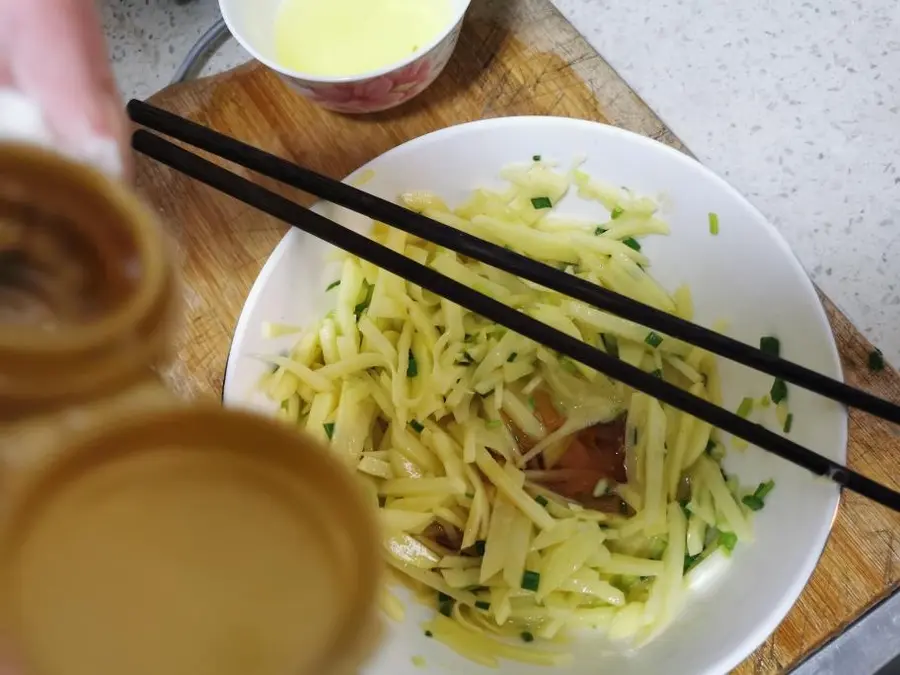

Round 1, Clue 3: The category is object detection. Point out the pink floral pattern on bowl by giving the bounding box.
[283,21,463,114]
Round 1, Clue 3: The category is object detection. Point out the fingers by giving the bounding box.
[0,0,130,177]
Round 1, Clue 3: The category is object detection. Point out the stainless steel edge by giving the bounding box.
[790,587,900,675]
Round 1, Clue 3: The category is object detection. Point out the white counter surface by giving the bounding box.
[102,0,900,362]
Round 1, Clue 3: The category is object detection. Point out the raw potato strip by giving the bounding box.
[335,257,364,337]
[481,496,517,583]
[385,558,477,606]
[533,518,578,551]
[379,477,466,497]
[698,456,752,540]
[305,391,336,443]
[537,525,599,601]
[681,415,713,471]
[475,447,555,530]
[560,569,625,606]
[642,398,667,531]
[639,502,688,645]
[391,424,442,474]
[380,509,432,534]
[384,533,441,568]
[266,356,333,393]
[665,408,695,501]
[501,511,533,589]
[424,425,466,484]
[597,554,665,577]
[331,381,375,459]
[358,317,397,363]
[424,615,572,667]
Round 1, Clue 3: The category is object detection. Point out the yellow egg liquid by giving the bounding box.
[274,0,454,77]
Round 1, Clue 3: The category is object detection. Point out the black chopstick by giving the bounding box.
[126,99,900,427]
[131,128,900,514]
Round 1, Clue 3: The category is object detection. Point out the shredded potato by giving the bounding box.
[260,160,772,666]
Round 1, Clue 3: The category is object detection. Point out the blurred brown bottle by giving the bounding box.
[0,143,382,675]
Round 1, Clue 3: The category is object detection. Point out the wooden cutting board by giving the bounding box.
[133,0,900,671]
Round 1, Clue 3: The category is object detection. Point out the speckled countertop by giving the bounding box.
[102,0,900,362]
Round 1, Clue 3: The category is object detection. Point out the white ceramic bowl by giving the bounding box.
[219,0,471,114]
[223,118,846,675]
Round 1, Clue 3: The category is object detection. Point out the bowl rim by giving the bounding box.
[223,116,847,675]
[218,0,472,85]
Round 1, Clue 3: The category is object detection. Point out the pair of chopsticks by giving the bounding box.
[127,98,900,513]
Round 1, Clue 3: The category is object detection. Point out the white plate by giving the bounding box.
[223,117,846,675]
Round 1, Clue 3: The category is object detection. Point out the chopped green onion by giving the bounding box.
[755,480,776,499]
[651,368,663,379]
[684,553,701,573]
[507,352,518,363]
[611,206,625,219]
[407,354,418,377]
[474,540,486,556]
[521,570,541,592]
[645,331,663,348]
[783,413,794,434]
[475,600,491,610]
[718,531,738,553]
[438,597,454,617]
[708,212,719,235]
[409,420,425,433]
[530,196,552,210]
[601,333,619,358]
[594,226,607,235]
[326,280,341,291]
[527,396,536,410]
[486,419,501,429]
[770,378,788,404]
[759,395,771,408]
[532,154,542,161]
[679,500,691,519]
[535,495,549,507]
[741,495,765,511]
[869,349,885,372]
[759,336,780,357]
[707,441,726,461]
[354,283,373,318]
[736,397,754,418]
[424,630,433,638]
[521,631,535,643]
[623,237,642,251]
[353,294,374,321]
[323,422,335,440]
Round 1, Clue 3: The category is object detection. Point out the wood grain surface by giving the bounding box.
[132,0,900,671]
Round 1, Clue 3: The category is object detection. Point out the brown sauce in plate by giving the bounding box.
[504,388,628,512]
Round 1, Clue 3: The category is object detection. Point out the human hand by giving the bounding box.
[0,0,128,176]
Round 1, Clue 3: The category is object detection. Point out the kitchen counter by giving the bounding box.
[102,0,900,363]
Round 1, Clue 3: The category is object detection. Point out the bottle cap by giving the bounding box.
[0,406,382,675]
